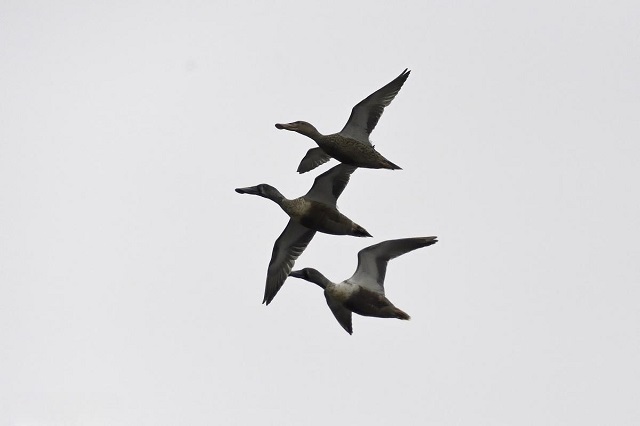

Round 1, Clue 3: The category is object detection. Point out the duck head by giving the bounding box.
[289,268,330,289]
[235,184,285,203]
[275,121,321,139]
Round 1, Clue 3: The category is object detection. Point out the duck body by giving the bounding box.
[282,197,370,237]
[315,134,401,170]
[342,285,410,319]
[326,281,409,319]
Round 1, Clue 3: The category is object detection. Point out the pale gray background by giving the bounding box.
[1,1,639,425]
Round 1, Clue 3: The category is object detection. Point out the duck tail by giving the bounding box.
[384,159,402,170]
[352,224,372,238]
[394,307,411,320]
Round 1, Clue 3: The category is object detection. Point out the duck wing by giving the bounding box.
[304,163,357,207]
[339,69,410,144]
[297,147,332,174]
[325,294,353,335]
[264,220,316,305]
[348,237,437,295]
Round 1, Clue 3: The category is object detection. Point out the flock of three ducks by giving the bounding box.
[236,69,437,334]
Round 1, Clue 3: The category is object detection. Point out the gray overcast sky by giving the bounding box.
[1,1,639,425]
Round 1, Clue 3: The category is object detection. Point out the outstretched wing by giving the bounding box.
[348,237,437,295]
[304,163,357,207]
[264,220,316,305]
[339,69,410,143]
[297,147,332,174]
[325,294,353,335]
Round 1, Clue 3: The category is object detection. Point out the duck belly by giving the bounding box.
[346,289,409,319]
[319,136,394,169]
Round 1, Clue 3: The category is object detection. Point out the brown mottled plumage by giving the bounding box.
[282,198,369,237]
[318,133,401,170]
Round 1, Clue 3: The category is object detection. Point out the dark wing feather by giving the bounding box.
[297,147,332,174]
[339,69,410,143]
[304,163,357,207]
[325,294,353,334]
[263,220,316,305]
[348,237,437,295]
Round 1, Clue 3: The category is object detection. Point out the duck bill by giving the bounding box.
[235,186,259,195]
[289,270,305,278]
[275,122,295,130]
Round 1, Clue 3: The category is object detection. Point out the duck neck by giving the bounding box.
[299,125,322,142]
[305,269,333,290]
[262,186,286,206]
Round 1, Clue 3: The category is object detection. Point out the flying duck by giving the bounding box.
[235,164,371,305]
[276,69,410,173]
[289,236,437,334]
